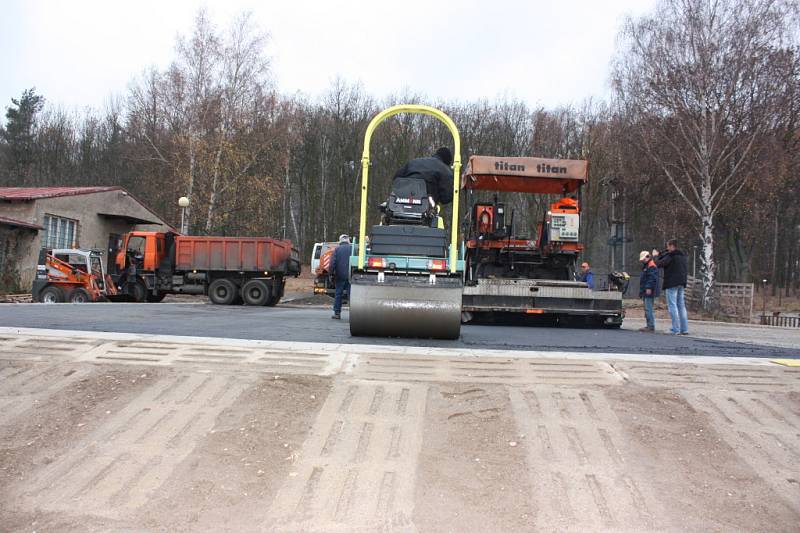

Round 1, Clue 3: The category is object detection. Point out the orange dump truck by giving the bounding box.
[113,231,301,305]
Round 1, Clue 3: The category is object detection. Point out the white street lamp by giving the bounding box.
[178,196,190,235]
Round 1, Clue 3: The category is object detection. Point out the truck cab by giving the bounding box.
[115,231,166,274]
[311,241,337,275]
[113,231,171,302]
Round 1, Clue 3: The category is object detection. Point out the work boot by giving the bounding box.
[331,313,341,320]
[638,326,654,332]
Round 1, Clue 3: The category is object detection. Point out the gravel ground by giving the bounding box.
[1,327,799,532]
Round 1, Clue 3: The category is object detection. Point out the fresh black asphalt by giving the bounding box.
[0,302,797,359]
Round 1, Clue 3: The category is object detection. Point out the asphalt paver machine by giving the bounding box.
[349,104,465,339]
[461,155,624,327]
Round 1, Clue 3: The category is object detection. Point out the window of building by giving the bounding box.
[42,214,78,249]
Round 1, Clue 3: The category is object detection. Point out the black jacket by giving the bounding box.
[392,155,453,205]
[331,242,351,281]
[655,249,688,290]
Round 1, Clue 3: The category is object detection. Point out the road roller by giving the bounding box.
[349,104,465,339]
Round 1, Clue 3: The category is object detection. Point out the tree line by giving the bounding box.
[1,1,798,310]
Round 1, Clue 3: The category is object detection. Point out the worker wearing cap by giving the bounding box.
[578,261,594,289]
[331,234,352,320]
[638,250,660,332]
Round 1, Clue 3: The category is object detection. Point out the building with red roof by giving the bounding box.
[0,187,169,292]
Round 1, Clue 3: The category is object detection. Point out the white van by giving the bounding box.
[310,242,337,274]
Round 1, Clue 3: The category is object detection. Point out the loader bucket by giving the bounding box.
[349,275,462,340]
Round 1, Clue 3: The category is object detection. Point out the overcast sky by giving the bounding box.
[0,0,657,113]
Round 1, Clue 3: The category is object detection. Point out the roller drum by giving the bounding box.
[349,276,462,340]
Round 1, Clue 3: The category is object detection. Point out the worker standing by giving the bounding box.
[578,261,594,289]
[653,239,689,335]
[331,234,352,320]
[638,251,659,332]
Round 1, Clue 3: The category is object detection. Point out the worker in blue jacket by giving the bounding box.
[578,261,594,289]
[331,234,352,320]
[638,250,660,332]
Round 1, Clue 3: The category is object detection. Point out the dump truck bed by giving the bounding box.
[174,236,299,274]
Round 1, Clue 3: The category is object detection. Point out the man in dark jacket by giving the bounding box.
[392,147,454,206]
[654,239,689,335]
[638,251,659,332]
[331,234,352,320]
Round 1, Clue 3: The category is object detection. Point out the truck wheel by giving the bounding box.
[242,280,270,306]
[68,288,92,303]
[264,277,285,306]
[40,285,65,304]
[263,279,281,306]
[131,281,147,303]
[209,278,237,305]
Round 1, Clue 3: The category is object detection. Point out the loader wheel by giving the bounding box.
[242,280,270,306]
[208,278,237,305]
[40,285,65,304]
[68,288,92,303]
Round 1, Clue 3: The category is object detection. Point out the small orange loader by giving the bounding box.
[32,248,119,303]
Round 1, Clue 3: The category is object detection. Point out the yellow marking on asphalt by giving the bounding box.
[770,359,800,367]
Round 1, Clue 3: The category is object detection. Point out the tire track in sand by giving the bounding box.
[264,380,426,531]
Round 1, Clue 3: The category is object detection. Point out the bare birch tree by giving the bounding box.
[612,0,798,310]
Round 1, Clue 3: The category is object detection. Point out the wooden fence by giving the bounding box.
[759,315,800,328]
[685,276,754,322]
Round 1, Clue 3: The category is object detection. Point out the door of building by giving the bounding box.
[107,233,121,274]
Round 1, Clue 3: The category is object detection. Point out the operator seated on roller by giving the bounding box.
[384,147,453,227]
[392,146,454,206]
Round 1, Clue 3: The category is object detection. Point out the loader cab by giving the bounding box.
[87,253,106,289]
[54,251,89,274]
[49,249,105,280]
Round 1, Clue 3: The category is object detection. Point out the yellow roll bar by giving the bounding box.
[357,104,461,273]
